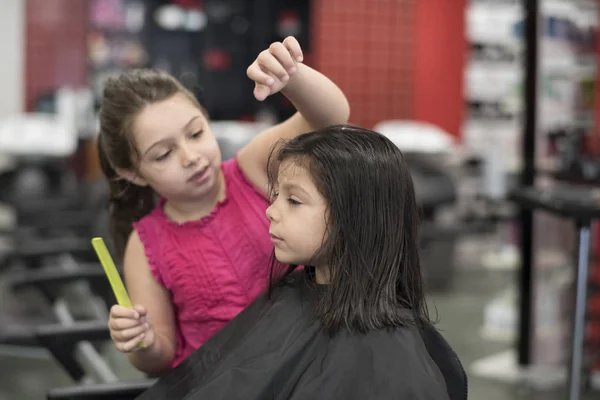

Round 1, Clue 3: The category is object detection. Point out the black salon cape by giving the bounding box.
[137,271,451,400]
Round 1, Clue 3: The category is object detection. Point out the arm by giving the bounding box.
[238,37,350,195]
[122,230,178,376]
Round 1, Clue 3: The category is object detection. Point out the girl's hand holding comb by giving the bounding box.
[109,304,155,353]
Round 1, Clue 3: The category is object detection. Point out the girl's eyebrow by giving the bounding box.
[142,138,172,156]
[142,116,202,156]
[181,115,201,132]
[281,182,312,199]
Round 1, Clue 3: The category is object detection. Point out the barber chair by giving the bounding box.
[1,263,130,399]
[0,174,108,271]
[38,319,155,399]
[0,85,100,256]
[0,113,92,266]
[0,110,112,354]
[37,320,117,384]
[0,259,115,346]
[47,380,155,400]
[9,263,113,308]
[0,192,107,347]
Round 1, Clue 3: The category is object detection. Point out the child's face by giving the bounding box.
[123,93,222,202]
[266,159,327,266]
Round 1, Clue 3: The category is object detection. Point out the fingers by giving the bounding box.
[111,321,149,342]
[109,316,143,331]
[269,42,296,73]
[283,36,303,63]
[255,38,302,80]
[110,304,141,320]
[246,64,275,87]
[109,304,151,353]
[133,304,147,316]
[257,50,289,81]
[115,332,147,353]
[247,36,303,101]
[109,315,150,353]
[253,83,271,102]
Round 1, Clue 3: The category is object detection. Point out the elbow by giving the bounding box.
[336,95,351,125]
[129,355,173,377]
[144,364,173,378]
[326,98,350,127]
[340,100,351,124]
[127,337,176,376]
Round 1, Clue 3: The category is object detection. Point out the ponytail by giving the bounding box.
[96,68,200,259]
[97,135,155,261]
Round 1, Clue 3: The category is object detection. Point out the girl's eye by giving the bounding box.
[155,151,171,161]
[190,130,203,139]
[287,198,301,205]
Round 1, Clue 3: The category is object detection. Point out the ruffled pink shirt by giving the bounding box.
[132,158,272,368]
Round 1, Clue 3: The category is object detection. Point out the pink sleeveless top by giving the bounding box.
[132,158,272,368]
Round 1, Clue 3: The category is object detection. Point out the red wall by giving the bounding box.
[311,0,417,129]
[25,0,88,111]
[312,0,466,138]
[413,0,466,139]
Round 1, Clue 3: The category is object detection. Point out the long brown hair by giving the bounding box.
[267,125,429,334]
[97,69,205,260]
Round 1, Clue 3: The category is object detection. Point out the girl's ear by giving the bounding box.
[116,168,149,187]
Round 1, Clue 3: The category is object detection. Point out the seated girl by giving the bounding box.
[138,125,467,400]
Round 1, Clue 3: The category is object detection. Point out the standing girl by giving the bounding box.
[98,36,349,375]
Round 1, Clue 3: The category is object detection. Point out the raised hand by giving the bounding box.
[246,36,304,101]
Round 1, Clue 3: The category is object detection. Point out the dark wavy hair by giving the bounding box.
[267,124,429,334]
[96,69,207,260]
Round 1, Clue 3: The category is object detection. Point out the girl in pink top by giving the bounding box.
[97,37,350,376]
